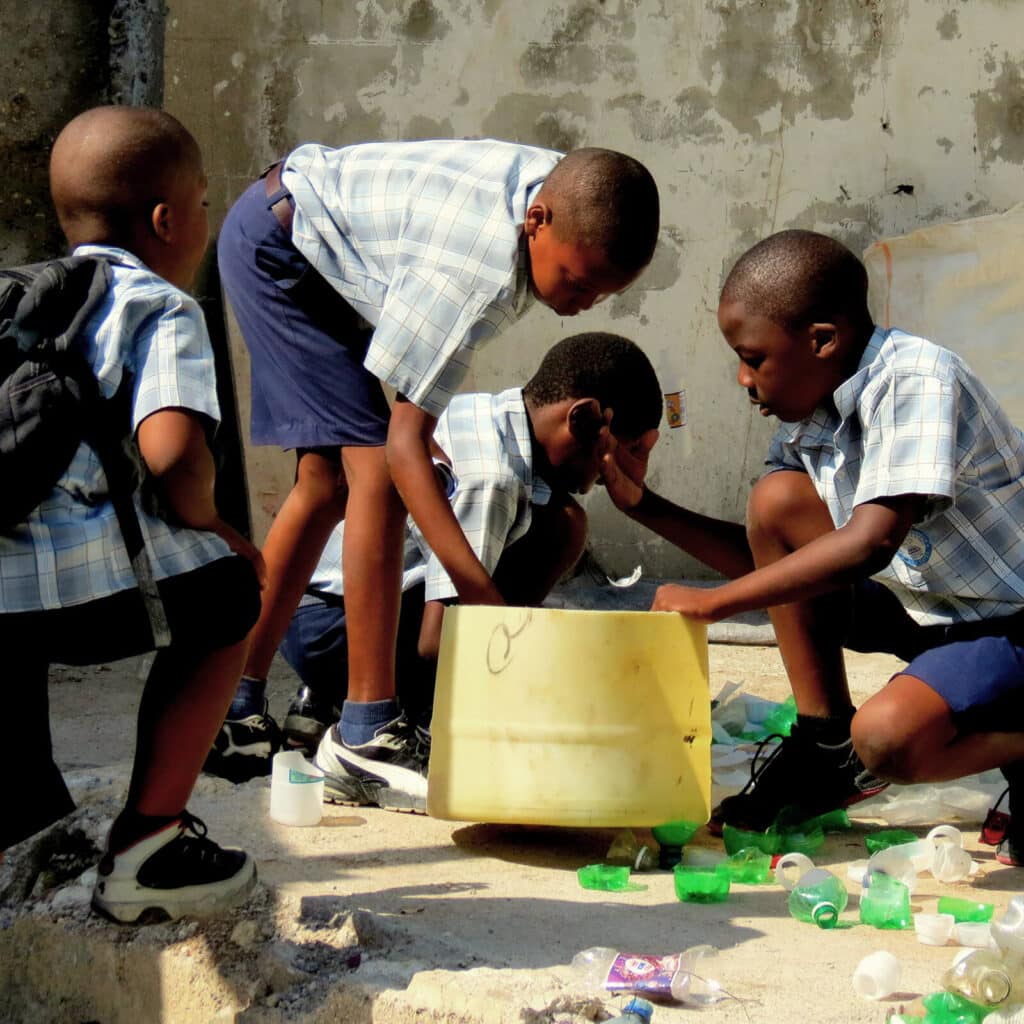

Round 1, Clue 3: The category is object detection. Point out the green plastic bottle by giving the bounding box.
[921,990,989,1024]
[652,820,700,869]
[938,896,995,923]
[787,867,848,928]
[714,847,772,885]
[859,872,912,929]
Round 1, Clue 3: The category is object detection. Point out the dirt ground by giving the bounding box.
[0,624,1020,1024]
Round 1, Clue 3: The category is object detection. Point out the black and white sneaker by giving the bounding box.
[92,812,257,924]
[709,724,889,835]
[283,686,340,755]
[314,714,430,813]
[996,761,1023,868]
[203,703,282,783]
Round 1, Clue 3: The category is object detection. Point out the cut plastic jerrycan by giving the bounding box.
[427,606,711,826]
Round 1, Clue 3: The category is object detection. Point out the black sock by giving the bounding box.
[796,708,855,748]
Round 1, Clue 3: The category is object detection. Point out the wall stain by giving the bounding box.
[936,10,959,40]
[399,0,449,41]
[405,114,453,138]
[608,225,683,319]
[519,2,636,85]
[974,54,1024,166]
[936,136,953,153]
[482,92,591,150]
[606,88,723,144]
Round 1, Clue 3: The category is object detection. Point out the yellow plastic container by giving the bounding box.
[427,606,711,827]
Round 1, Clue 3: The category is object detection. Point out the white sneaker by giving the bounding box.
[92,813,256,924]
[314,715,430,813]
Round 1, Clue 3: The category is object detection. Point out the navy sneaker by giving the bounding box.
[282,686,341,755]
[203,703,282,783]
[314,713,430,813]
[709,724,888,835]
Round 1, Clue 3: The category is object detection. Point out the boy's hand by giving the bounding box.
[210,518,268,589]
[651,582,722,623]
[601,427,659,511]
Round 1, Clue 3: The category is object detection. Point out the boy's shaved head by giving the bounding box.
[538,148,659,274]
[721,229,871,330]
[524,331,662,440]
[50,105,201,249]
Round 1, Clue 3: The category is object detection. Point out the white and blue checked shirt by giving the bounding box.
[0,245,231,613]
[309,387,551,603]
[283,139,561,417]
[767,326,1024,625]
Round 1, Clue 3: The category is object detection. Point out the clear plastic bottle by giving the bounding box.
[787,867,849,929]
[942,950,1024,1007]
[571,945,727,1006]
[992,896,1024,959]
[605,997,654,1024]
[607,830,658,871]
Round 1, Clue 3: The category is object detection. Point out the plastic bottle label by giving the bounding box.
[603,953,681,996]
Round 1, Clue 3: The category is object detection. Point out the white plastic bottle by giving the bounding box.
[993,897,1024,959]
[572,946,726,1006]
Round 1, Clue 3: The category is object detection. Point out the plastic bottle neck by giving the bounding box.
[812,901,839,928]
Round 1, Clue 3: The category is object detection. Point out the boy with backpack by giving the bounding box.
[0,105,266,922]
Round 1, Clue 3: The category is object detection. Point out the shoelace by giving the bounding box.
[176,811,234,866]
[736,732,787,797]
[388,715,432,764]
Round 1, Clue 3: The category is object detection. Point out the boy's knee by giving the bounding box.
[851,704,919,784]
[746,470,831,553]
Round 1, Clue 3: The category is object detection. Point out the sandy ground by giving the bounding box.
[0,629,1020,1024]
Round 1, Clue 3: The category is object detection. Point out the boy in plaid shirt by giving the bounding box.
[604,230,1024,863]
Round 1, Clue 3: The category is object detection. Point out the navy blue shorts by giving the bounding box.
[846,579,1024,734]
[279,585,435,726]
[216,176,391,449]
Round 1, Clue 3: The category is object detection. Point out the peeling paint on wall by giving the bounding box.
[975,54,1024,166]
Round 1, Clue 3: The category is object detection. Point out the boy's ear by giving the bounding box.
[809,322,839,357]
[151,201,174,244]
[567,397,606,445]
[524,201,552,238]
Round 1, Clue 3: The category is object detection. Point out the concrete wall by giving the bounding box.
[0,1,164,266]
[163,0,1024,578]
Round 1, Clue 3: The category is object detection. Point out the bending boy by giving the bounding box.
[212,333,663,811]
[1,106,266,922]
[216,138,660,803]
[605,229,1024,864]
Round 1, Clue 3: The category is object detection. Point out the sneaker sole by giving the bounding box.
[321,773,426,814]
[91,860,258,924]
[706,780,891,836]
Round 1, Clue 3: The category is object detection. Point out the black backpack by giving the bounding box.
[0,255,170,646]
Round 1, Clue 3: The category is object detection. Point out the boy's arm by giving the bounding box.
[136,408,266,586]
[652,493,925,622]
[601,431,754,580]
[387,396,503,606]
[417,598,447,660]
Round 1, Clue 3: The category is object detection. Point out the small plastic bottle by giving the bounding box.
[787,867,848,929]
[607,830,657,872]
[867,845,919,895]
[992,896,1024,959]
[651,821,700,869]
[932,842,975,883]
[859,872,913,930]
[939,897,996,924]
[923,989,992,1023]
[605,997,654,1024]
[715,847,772,884]
[942,950,1024,1007]
[571,945,726,1005]
[852,950,902,1000]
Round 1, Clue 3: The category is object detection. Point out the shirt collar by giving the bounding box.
[72,244,150,271]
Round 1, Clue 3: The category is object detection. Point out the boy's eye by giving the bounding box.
[741,355,763,370]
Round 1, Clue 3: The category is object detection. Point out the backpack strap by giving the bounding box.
[53,258,172,649]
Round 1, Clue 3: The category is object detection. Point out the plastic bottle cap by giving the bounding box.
[914,912,956,946]
[811,900,839,928]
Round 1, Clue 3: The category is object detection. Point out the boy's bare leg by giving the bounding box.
[339,444,406,703]
[853,674,1024,782]
[243,450,347,680]
[746,469,853,717]
[493,494,587,606]
[128,638,250,816]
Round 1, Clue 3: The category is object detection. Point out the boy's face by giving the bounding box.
[526,210,639,317]
[718,298,838,423]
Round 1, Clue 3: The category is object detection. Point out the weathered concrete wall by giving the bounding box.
[0,1,164,266]
[164,0,1024,577]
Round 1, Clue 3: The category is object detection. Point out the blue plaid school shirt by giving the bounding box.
[283,139,561,418]
[766,326,1024,625]
[308,387,551,603]
[0,245,231,613]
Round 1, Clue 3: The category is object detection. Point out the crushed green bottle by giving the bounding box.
[859,872,913,930]
[937,896,995,923]
[577,864,647,892]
